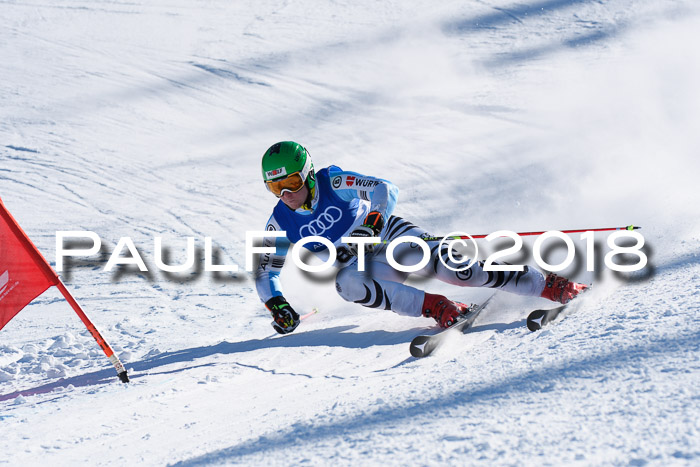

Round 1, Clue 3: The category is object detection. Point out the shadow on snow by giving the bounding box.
[172,328,700,466]
[0,325,424,402]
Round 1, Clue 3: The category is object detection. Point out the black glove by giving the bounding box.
[348,211,385,257]
[265,296,300,334]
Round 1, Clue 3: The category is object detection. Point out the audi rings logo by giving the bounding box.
[299,206,343,237]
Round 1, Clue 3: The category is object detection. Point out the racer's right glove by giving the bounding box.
[265,296,300,334]
[347,211,385,257]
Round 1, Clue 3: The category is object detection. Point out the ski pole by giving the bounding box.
[416,225,640,242]
[300,308,319,320]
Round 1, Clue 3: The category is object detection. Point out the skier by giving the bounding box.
[255,141,587,334]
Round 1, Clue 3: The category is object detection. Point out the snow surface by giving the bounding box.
[2,0,700,465]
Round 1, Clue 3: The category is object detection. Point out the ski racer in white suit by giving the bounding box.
[256,142,586,334]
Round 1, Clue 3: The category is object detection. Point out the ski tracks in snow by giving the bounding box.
[2,0,700,465]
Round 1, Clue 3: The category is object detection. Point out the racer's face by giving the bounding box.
[280,184,308,210]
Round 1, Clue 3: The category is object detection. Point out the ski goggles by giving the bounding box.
[265,171,305,197]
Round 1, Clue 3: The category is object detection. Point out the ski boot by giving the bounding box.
[540,273,588,304]
[422,293,470,328]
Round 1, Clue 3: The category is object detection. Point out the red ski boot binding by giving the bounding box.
[540,273,588,304]
[422,293,469,328]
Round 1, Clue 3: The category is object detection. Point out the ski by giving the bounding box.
[526,305,567,331]
[409,295,494,358]
[526,287,591,331]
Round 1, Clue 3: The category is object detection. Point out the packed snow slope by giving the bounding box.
[2,0,700,465]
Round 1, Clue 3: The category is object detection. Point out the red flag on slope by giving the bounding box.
[0,197,128,383]
[0,199,58,330]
